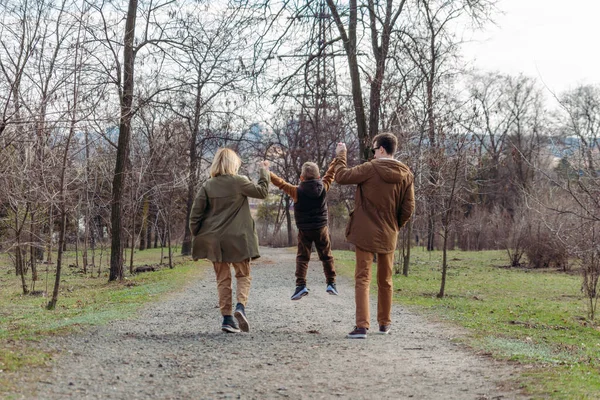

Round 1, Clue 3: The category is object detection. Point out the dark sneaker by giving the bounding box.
[347,326,368,339]
[234,303,249,332]
[326,283,338,295]
[291,285,309,301]
[377,325,391,335]
[221,315,240,333]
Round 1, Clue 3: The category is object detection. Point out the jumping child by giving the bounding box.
[270,161,338,300]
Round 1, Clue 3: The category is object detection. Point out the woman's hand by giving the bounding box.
[259,160,270,171]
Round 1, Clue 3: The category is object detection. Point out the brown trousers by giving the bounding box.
[213,260,251,316]
[354,247,394,329]
[296,226,336,286]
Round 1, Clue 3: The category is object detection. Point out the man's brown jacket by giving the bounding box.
[334,150,415,253]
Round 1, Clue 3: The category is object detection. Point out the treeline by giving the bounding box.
[0,0,598,313]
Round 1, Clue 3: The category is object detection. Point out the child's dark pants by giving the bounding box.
[295,226,336,286]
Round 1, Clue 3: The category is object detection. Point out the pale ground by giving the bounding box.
[10,247,527,399]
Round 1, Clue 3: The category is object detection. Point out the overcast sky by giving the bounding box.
[461,0,600,95]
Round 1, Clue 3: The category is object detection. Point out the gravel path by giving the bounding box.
[18,247,525,399]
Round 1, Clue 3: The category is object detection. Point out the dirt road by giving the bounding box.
[15,247,525,399]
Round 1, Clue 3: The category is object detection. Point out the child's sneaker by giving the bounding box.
[234,303,249,332]
[291,285,309,300]
[326,283,338,295]
[221,315,240,333]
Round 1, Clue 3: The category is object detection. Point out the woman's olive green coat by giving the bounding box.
[189,168,269,262]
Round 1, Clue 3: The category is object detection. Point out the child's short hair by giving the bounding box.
[301,162,320,180]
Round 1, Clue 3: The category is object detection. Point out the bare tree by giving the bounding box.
[158,2,258,255]
[558,84,600,177]
[428,109,476,298]
[82,0,181,281]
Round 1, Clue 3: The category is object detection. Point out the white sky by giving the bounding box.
[461,0,600,95]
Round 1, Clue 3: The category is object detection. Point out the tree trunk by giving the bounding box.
[437,231,448,298]
[139,196,148,250]
[367,0,404,144]
[148,203,155,249]
[162,226,167,247]
[47,206,54,264]
[325,0,367,161]
[427,209,435,251]
[181,84,202,256]
[82,212,89,274]
[29,213,38,282]
[83,132,90,274]
[129,210,136,275]
[167,214,173,269]
[48,127,75,309]
[109,0,138,282]
[154,216,160,249]
[129,179,137,274]
[181,181,194,255]
[75,227,80,269]
[48,28,80,307]
[47,205,67,310]
[17,243,28,295]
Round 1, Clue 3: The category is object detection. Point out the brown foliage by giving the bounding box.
[523,230,568,270]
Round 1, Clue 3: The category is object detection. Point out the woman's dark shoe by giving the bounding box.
[222,315,241,333]
[234,303,249,332]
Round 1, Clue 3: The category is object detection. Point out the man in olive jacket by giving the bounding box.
[333,132,415,339]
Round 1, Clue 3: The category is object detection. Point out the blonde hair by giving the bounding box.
[210,148,241,177]
[301,162,320,180]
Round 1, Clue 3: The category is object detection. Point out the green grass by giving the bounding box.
[0,247,208,393]
[333,247,600,399]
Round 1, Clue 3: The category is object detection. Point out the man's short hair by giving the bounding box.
[373,132,398,155]
[301,162,320,180]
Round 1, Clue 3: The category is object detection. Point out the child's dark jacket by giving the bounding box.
[270,162,336,231]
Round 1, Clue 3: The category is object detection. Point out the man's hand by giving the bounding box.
[335,142,346,155]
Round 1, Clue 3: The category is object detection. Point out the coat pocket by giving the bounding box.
[345,210,354,237]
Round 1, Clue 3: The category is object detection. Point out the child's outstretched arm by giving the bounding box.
[322,160,337,192]
[270,172,298,202]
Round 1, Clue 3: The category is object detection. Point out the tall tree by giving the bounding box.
[82,0,180,281]
[109,0,139,281]
[324,0,407,160]
[163,2,257,255]
[559,84,600,177]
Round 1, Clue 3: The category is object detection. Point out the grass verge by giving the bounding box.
[0,247,208,394]
[333,247,600,399]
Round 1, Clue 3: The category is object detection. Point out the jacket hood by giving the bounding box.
[371,159,413,183]
[298,179,324,198]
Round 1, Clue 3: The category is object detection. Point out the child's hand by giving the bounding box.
[336,142,346,155]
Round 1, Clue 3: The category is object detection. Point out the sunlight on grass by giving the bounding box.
[481,337,578,364]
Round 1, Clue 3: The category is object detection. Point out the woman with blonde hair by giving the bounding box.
[190,148,270,333]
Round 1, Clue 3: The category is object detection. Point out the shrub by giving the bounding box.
[523,228,568,270]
